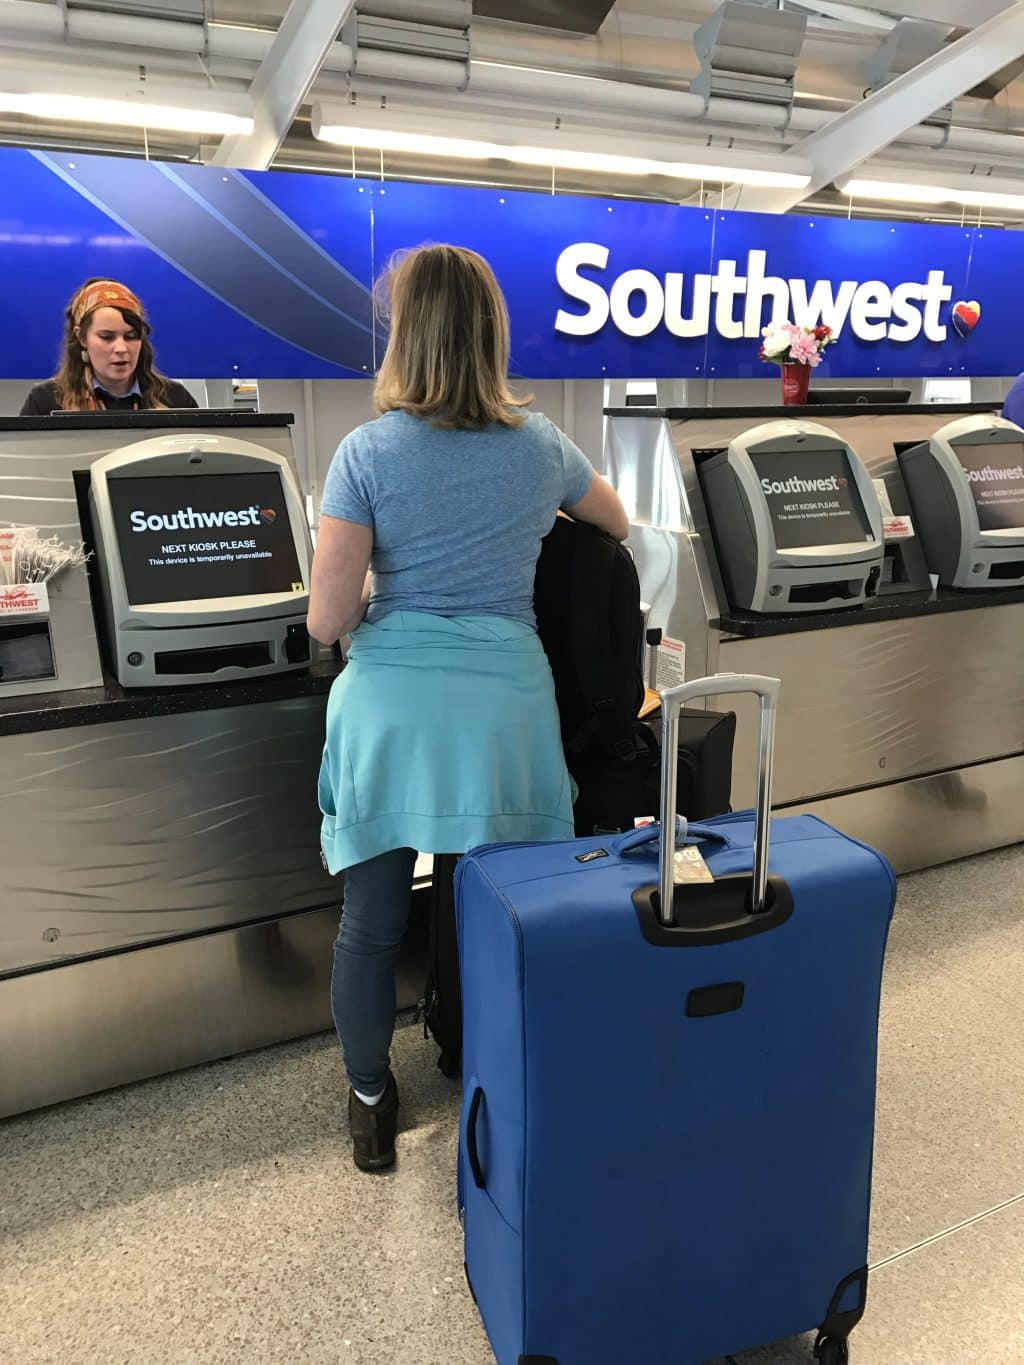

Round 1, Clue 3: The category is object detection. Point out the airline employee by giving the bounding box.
[20,278,199,415]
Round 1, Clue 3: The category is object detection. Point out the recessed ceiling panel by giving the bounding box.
[473,1,617,36]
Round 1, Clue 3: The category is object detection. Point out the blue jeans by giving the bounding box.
[331,846,418,1094]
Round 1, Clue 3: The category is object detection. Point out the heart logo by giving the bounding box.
[952,300,981,338]
[259,507,277,524]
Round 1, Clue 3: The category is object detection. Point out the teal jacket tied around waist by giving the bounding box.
[318,611,575,873]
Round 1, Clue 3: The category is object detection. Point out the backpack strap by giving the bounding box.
[569,529,638,762]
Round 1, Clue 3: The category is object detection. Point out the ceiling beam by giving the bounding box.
[783,1,894,33]
[735,0,1024,214]
[210,0,354,170]
[833,0,1012,22]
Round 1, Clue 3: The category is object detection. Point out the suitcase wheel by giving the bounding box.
[814,1334,850,1365]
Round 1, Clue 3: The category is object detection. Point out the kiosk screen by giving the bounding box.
[955,443,1024,532]
[750,449,875,551]
[107,472,304,605]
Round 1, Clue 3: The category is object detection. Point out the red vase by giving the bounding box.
[781,363,811,406]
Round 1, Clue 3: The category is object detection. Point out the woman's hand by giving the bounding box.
[307,515,373,644]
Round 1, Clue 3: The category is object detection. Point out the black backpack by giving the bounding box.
[533,517,645,763]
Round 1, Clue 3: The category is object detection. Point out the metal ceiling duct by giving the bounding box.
[691,1,807,108]
[864,18,954,125]
[344,2,469,74]
[65,0,204,18]
[472,1,616,36]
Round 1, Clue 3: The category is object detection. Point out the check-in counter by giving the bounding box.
[606,402,1024,875]
[0,412,425,1119]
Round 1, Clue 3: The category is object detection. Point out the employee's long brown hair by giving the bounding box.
[53,278,171,412]
[374,244,531,430]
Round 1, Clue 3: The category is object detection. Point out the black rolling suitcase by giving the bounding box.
[570,706,736,835]
[421,853,462,1077]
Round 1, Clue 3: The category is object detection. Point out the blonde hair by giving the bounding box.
[373,244,531,429]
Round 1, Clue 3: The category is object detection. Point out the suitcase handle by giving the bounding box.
[613,818,733,857]
[657,674,780,925]
[466,1086,487,1190]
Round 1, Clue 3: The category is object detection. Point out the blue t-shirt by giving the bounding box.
[320,409,595,627]
[1002,372,1024,428]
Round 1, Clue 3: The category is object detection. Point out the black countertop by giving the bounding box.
[0,411,295,432]
[0,659,342,737]
[604,402,1001,421]
[717,583,1024,638]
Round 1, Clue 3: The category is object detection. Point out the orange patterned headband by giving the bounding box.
[72,281,145,330]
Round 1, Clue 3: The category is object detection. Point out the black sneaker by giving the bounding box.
[348,1072,399,1172]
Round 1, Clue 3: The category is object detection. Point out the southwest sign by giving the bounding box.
[1,149,1015,381]
[555,246,956,344]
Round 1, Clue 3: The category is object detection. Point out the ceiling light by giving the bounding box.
[836,170,1024,213]
[837,178,950,206]
[0,91,253,137]
[311,106,811,190]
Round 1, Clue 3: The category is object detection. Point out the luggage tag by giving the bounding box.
[674,845,715,885]
[633,817,715,884]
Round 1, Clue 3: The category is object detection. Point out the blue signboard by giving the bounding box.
[0,146,1015,382]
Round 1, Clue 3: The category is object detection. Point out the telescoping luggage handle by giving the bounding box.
[657,673,780,926]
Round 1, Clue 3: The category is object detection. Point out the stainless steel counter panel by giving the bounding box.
[627,525,722,683]
[0,899,429,1119]
[0,694,336,975]
[786,754,1024,875]
[717,601,1024,808]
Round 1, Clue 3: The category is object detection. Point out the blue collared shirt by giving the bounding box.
[94,375,141,404]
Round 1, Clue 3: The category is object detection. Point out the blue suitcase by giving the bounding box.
[456,675,896,1365]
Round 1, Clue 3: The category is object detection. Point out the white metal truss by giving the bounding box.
[735,0,1024,213]
[820,0,1013,21]
[210,0,355,170]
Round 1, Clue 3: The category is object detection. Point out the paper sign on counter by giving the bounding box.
[654,636,686,691]
[0,582,50,617]
[882,515,914,542]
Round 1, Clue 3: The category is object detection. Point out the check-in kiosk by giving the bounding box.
[697,420,884,613]
[604,399,1024,884]
[898,414,1024,590]
[89,433,315,687]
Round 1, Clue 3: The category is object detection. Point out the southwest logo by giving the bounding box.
[259,507,277,524]
[0,587,35,607]
[952,300,981,338]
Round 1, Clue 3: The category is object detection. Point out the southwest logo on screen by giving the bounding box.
[555,245,965,344]
[760,474,842,496]
[129,505,264,531]
[259,507,277,524]
[965,464,1024,482]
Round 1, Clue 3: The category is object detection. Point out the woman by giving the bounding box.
[21,278,198,415]
[308,244,628,1173]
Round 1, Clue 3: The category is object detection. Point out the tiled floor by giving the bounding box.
[2,845,1022,1364]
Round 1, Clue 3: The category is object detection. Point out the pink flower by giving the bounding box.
[788,332,821,366]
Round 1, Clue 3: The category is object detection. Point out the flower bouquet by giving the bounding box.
[759,321,836,405]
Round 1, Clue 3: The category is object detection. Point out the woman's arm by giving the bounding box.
[307,515,374,644]
[563,472,630,542]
